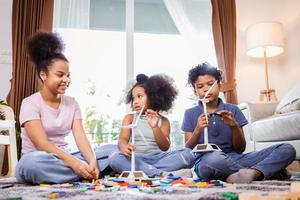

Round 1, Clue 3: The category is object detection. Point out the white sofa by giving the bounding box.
[238,84,300,160]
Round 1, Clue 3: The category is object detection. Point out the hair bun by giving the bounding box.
[136,74,148,83]
[26,32,65,66]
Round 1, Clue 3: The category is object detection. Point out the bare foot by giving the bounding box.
[226,169,263,183]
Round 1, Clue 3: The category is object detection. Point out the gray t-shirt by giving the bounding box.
[132,114,163,155]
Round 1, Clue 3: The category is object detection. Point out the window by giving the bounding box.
[53,0,216,149]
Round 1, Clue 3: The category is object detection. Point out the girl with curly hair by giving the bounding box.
[109,74,195,177]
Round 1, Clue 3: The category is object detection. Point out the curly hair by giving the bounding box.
[188,62,222,88]
[26,32,68,75]
[126,73,178,112]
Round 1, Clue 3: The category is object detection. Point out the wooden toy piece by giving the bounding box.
[239,192,300,200]
[239,193,260,200]
[256,192,300,200]
[291,182,300,193]
[258,193,290,200]
[281,192,300,200]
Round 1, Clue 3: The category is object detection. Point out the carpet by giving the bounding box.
[0,177,299,200]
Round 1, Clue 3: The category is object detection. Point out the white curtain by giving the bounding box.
[53,0,90,29]
[164,0,224,99]
[163,0,217,66]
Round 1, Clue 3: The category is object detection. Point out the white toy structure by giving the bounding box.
[192,80,222,153]
[119,105,148,180]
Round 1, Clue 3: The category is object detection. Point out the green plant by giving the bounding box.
[83,80,120,145]
[0,99,21,158]
[170,120,185,149]
[0,99,8,120]
[0,99,8,135]
[0,110,5,120]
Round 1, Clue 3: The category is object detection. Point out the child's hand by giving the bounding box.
[146,109,159,128]
[88,159,100,180]
[216,110,238,127]
[65,156,94,180]
[196,113,209,131]
[121,143,136,157]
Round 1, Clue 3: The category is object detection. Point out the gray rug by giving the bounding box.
[0,177,297,200]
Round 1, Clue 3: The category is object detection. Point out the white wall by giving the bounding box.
[236,0,300,103]
[0,0,13,101]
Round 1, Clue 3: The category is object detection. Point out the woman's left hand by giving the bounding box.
[216,110,238,127]
[88,159,100,180]
[146,109,159,128]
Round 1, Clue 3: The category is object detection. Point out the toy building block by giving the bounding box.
[239,193,260,200]
[291,182,300,192]
[255,192,300,200]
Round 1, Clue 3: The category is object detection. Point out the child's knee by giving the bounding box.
[282,143,296,161]
[194,163,213,179]
[179,148,196,167]
[16,151,46,183]
[108,150,126,167]
[18,151,44,170]
[201,152,227,167]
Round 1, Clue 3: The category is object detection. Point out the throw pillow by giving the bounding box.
[275,84,300,114]
[275,98,300,114]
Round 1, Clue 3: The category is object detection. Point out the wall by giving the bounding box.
[0,0,13,100]
[236,0,300,103]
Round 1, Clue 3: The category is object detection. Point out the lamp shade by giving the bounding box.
[246,22,284,58]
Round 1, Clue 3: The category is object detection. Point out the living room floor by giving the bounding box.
[1,175,300,200]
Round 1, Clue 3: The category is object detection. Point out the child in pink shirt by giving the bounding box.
[15,32,116,184]
[20,92,81,154]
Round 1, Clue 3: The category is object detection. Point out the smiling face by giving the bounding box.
[131,86,149,113]
[40,59,70,95]
[194,74,220,102]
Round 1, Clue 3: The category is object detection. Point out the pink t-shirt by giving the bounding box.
[19,92,82,154]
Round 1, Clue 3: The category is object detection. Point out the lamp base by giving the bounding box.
[259,89,277,102]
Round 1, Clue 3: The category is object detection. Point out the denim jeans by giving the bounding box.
[15,144,118,184]
[194,143,296,181]
[109,148,195,176]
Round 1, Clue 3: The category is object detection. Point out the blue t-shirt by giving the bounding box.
[181,98,248,153]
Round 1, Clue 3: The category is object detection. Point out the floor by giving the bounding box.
[1,176,299,200]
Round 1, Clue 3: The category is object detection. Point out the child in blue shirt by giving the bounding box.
[181,62,296,183]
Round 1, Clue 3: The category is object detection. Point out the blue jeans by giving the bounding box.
[194,143,296,181]
[15,144,118,184]
[109,148,195,176]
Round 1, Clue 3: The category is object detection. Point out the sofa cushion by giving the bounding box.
[252,111,300,142]
[275,98,300,114]
[275,84,300,114]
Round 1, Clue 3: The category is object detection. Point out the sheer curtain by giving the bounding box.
[163,0,217,66]
[53,0,90,29]
[164,0,224,101]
